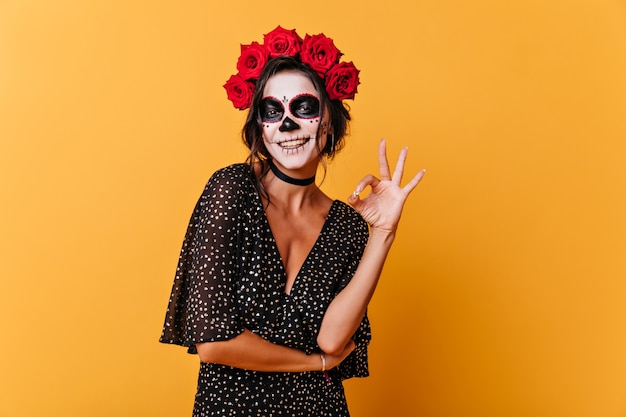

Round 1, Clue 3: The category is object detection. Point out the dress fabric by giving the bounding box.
[160,164,371,417]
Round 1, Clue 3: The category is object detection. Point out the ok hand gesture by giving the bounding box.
[348,139,425,233]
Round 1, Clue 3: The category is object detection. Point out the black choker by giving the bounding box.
[268,159,316,186]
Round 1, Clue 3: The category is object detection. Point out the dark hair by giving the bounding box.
[241,56,351,199]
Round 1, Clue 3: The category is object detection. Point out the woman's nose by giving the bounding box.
[279,116,300,132]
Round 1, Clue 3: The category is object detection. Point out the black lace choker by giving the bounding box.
[268,159,316,186]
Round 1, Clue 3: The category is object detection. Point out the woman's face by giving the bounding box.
[260,70,328,173]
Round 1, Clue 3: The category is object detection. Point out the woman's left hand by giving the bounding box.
[348,138,425,233]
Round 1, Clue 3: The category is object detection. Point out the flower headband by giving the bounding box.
[223,26,360,110]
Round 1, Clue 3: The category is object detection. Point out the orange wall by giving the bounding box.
[1,1,626,416]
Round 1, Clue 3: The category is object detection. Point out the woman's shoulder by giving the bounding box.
[202,163,254,191]
[331,200,368,231]
[194,163,257,206]
[326,200,369,252]
[208,163,251,182]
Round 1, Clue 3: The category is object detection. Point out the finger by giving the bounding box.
[347,192,362,211]
[348,174,380,207]
[354,174,380,197]
[378,138,391,181]
[391,146,409,185]
[402,169,426,195]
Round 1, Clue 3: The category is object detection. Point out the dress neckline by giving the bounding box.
[246,163,338,295]
[266,200,338,296]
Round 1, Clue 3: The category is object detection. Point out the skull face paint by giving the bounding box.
[260,71,328,171]
[260,94,321,124]
[279,117,299,132]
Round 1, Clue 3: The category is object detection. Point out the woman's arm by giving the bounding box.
[316,230,395,355]
[196,329,355,372]
[317,139,425,355]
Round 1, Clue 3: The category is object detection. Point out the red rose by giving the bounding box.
[325,62,360,101]
[263,26,302,58]
[300,34,342,77]
[223,74,255,110]
[236,41,269,80]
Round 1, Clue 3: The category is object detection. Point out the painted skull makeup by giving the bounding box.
[260,71,328,165]
[279,117,299,132]
[260,94,321,127]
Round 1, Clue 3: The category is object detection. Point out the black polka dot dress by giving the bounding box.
[160,164,371,417]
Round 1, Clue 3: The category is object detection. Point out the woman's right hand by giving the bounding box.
[323,339,356,369]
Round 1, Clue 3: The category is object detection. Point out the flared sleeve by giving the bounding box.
[160,165,251,353]
[331,203,373,380]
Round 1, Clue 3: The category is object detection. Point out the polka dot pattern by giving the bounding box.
[160,164,371,416]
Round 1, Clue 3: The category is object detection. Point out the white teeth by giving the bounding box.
[277,138,310,148]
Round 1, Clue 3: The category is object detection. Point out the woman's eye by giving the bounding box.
[298,104,312,114]
[291,95,320,119]
[264,108,282,120]
[260,98,284,122]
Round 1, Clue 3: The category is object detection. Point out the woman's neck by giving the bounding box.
[268,159,316,186]
[262,164,326,211]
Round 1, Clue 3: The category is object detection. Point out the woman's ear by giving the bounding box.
[322,121,334,136]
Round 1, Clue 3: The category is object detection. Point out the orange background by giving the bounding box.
[1,1,626,416]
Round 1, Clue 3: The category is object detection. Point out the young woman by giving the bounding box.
[160,27,425,416]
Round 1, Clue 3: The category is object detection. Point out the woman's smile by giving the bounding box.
[272,136,315,150]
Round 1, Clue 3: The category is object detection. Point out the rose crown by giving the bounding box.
[224,26,360,110]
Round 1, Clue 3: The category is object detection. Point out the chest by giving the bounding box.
[234,204,347,309]
[264,204,329,293]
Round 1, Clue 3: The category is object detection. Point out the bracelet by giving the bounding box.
[320,353,331,384]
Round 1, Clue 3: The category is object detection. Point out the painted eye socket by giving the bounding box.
[290,95,320,119]
[260,98,284,123]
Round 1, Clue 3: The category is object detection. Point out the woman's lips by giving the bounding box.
[275,137,313,149]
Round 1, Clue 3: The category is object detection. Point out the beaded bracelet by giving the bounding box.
[320,353,331,383]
